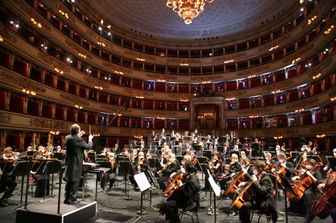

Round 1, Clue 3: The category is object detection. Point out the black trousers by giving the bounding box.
[64,180,80,201]
[239,201,277,223]
[330,208,336,223]
[303,189,317,222]
[165,200,180,223]
[0,174,17,200]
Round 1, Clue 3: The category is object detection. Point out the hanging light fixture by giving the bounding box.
[166,0,214,24]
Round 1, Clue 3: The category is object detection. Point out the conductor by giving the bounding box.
[64,124,93,204]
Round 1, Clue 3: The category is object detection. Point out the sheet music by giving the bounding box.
[208,174,221,197]
[134,172,151,192]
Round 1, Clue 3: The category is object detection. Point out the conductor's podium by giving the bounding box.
[16,198,96,223]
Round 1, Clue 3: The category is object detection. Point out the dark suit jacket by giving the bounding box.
[65,134,92,182]
[252,173,276,210]
[177,173,201,209]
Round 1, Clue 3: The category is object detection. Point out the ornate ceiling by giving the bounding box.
[79,0,299,43]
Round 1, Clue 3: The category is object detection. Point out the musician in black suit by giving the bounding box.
[277,152,294,178]
[239,161,277,223]
[164,160,201,223]
[64,124,93,204]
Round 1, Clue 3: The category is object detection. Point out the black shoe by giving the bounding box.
[201,187,210,191]
[64,199,71,205]
[0,199,8,207]
[106,187,112,192]
[69,196,77,202]
[64,199,79,205]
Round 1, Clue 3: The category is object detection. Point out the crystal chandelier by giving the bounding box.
[166,0,214,25]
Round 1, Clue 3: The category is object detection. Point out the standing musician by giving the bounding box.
[290,159,322,223]
[163,159,201,223]
[0,147,17,207]
[238,161,278,223]
[64,124,94,205]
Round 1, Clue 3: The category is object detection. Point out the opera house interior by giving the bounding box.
[0,0,335,223]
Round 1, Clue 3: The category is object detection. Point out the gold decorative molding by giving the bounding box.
[0,113,12,124]
[0,70,46,93]
[310,122,336,133]
[83,76,109,89]
[237,107,274,116]
[29,118,70,130]
[0,26,17,43]
[64,39,93,60]
[285,98,319,110]
[60,93,89,106]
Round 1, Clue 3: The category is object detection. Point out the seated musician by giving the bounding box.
[0,147,17,207]
[129,151,148,191]
[164,160,200,223]
[239,161,278,223]
[203,153,223,191]
[311,170,336,222]
[276,153,294,178]
[323,148,336,173]
[264,152,275,165]
[219,153,242,191]
[157,153,180,190]
[104,152,117,192]
[291,159,322,223]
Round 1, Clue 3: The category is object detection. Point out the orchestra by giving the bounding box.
[0,128,335,223]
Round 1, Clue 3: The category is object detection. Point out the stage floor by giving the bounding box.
[0,173,331,223]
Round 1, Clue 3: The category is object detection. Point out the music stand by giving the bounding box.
[217,146,224,154]
[118,160,132,200]
[9,160,33,209]
[203,150,212,160]
[148,158,161,171]
[278,173,296,223]
[52,152,64,161]
[208,172,221,223]
[133,172,151,222]
[42,160,62,197]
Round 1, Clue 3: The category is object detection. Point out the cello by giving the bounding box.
[311,171,336,219]
[163,170,186,197]
[224,170,247,197]
[286,163,320,201]
[230,163,268,212]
